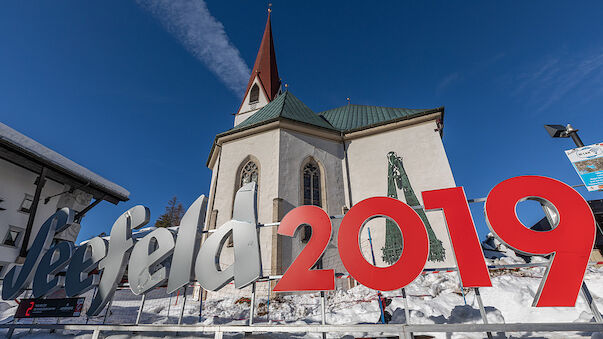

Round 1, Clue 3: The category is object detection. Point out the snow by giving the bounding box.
[2,238,602,338]
[0,122,129,200]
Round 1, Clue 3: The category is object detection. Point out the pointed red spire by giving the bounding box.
[239,13,281,108]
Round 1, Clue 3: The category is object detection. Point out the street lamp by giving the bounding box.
[544,124,585,147]
[541,123,586,227]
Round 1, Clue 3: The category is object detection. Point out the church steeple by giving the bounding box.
[235,11,282,126]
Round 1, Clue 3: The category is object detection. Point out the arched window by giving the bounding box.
[229,159,259,247]
[301,160,322,243]
[249,84,260,104]
[240,160,259,187]
[303,162,321,207]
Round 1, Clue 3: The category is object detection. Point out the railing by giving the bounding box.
[2,263,603,339]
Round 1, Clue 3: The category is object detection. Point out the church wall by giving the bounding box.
[277,129,348,289]
[205,129,280,298]
[345,120,457,269]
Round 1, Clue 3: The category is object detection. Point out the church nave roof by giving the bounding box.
[227,90,443,135]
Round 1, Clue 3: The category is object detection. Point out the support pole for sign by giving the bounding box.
[321,291,327,339]
[199,286,204,322]
[320,291,327,325]
[249,282,256,326]
[86,287,97,325]
[367,227,386,324]
[474,288,494,339]
[178,285,187,325]
[266,284,271,323]
[399,326,413,339]
[29,317,36,334]
[581,282,603,322]
[401,288,413,339]
[102,297,113,325]
[135,294,146,325]
[402,288,411,325]
[167,292,172,323]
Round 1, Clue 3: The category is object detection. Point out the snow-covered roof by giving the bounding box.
[0,122,129,201]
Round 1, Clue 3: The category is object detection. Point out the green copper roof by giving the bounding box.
[231,91,334,131]
[318,105,442,132]
[209,91,444,167]
[227,91,442,136]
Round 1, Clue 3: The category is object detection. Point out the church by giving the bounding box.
[204,13,457,296]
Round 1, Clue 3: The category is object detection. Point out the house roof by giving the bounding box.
[0,122,129,203]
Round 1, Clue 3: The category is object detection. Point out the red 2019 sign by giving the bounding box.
[274,176,596,307]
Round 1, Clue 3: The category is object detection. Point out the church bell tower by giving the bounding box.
[234,11,281,126]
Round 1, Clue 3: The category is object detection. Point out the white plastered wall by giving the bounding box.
[206,129,280,298]
[345,120,457,269]
[277,129,348,289]
[206,118,459,297]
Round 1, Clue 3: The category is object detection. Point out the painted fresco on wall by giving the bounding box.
[382,151,446,263]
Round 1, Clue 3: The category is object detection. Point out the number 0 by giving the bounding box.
[338,197,429,291]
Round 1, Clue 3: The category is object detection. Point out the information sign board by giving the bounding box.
[565,142,603,191]
[14,298,85,318]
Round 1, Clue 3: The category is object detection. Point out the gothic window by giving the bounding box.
[230,159,259,247]
[301,160,322,243]
[303,162,321,207]
[249,84,260,104]
[240,161,259,187]
[301,224,312,243]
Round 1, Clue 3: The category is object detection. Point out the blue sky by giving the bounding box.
[1,1,602,242]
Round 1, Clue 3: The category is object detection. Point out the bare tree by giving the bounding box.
[155,196,185,228]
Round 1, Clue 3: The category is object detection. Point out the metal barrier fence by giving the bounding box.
[2,263,603,339]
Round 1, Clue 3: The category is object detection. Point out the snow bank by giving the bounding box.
[2,263,602,338]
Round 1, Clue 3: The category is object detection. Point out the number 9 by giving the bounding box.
[484,175,596,307]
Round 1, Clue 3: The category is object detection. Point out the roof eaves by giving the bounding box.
[0,123,130,202]
[0,139,129,203]
[206,139,218,168]
[207,114,341,166]
[206,116,281,167]
[438,106,446,137]
[342,106,444,134]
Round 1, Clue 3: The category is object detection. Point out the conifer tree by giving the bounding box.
[155,196,185,228]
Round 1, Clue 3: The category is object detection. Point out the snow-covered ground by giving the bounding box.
[1,237,602,338]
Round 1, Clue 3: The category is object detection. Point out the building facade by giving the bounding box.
[204,14,457,297]
[0,122,129,277]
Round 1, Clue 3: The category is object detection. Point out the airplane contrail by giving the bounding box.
[137,0,250,96]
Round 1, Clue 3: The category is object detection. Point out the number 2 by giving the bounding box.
[273,206,334,292]
[25,301,34,317]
